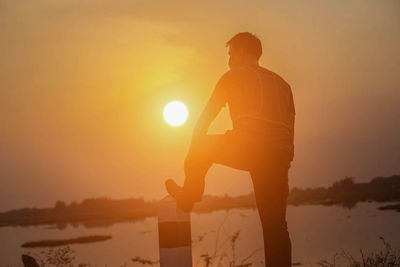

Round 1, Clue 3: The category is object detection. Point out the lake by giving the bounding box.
[1,202,400,266]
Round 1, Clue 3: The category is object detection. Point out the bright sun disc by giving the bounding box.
[163,101,188,126]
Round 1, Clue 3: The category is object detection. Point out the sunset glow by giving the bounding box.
[1,1,400,266]
[1,0,399,240]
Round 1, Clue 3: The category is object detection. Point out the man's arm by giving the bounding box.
[190,74,229,146]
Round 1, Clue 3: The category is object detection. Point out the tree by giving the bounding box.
[54,201,67,210]
[332,176,355,190]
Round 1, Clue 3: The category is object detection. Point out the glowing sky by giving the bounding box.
[0,0,399,210]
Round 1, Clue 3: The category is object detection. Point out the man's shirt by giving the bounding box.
[211,65,295,143]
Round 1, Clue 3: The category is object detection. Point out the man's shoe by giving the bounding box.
[165,179,194,212]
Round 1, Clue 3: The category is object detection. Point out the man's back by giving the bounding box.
[217,65,295,143]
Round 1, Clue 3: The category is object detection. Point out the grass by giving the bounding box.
[24,214,400,266]
[317,237,400,267]
[26,236,400,267]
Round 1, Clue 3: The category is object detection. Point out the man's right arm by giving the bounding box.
[190,73,229,147]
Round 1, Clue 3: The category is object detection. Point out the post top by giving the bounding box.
[158,195,190,222]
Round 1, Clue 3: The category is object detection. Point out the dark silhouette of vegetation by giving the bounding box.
[21,235,112,248]
[131,256,159,265]
[2,175,399,227]
[317,237,400,267]
[28,246,75,267]
[190,212,264,267]
[21,254,40,267]
[289,175,400,209]
[23,226,400,266]
[0,197,156,227]
[378,203,400,212]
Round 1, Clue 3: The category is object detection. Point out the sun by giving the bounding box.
[163,101,189,126]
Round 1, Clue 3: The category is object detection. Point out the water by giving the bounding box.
[1,202,400,266]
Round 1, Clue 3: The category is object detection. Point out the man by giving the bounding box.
[166,32,295,266]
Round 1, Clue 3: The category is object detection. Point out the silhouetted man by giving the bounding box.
[166,32,295,267]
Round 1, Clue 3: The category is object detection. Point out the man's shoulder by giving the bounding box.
[260,67,291,89]
[219,66,291,90]
[216,70,235,87]
[219,69,236,80]
[220,67,257,82]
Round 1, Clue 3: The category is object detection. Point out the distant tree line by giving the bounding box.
[288,175,400,208]
[1,175,399,227]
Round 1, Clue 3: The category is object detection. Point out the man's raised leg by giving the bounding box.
[166,135,217,212]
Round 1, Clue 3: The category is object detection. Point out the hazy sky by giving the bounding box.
[1,0,399,211]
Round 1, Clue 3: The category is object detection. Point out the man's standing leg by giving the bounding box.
[250,151,292,267]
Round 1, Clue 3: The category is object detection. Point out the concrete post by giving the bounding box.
[158,195,192,267]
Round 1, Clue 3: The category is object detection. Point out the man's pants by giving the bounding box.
[183,130,292,267]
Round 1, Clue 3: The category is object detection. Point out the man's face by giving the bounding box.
[228,45,244,69]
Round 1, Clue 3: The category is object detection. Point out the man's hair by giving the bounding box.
[226,32,262,60]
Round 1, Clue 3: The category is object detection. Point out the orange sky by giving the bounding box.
[1,0,399,210]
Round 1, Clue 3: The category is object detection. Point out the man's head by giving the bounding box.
[226,32,262,69]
